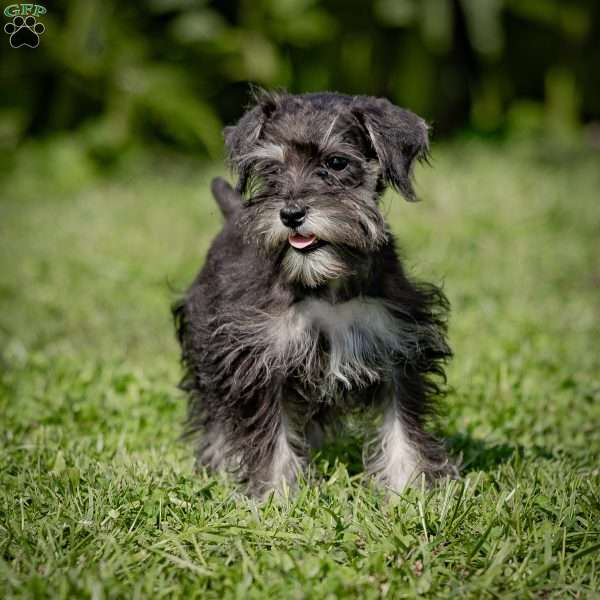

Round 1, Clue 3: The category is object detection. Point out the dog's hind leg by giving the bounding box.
[304,405,340,450]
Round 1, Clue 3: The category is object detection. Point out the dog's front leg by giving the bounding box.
[363,381,453,493]
[256,415,305,497]
[364,396,422,492]
[244,393,308,498]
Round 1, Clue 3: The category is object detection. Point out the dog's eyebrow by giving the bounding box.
[320,118,365,159]
[321,115,340,147]
[243,142,286,163]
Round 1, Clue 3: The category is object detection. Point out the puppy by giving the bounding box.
[173,91,454,497]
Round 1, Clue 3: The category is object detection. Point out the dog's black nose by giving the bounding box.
[280,204,306,228]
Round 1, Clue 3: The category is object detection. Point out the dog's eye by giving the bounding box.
[326,156,348,171]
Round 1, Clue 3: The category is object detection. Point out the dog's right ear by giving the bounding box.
[224,90,280,193]
[352,96,429,201]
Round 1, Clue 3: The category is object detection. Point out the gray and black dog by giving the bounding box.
[173,90,455,497]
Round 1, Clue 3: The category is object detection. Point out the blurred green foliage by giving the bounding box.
[0,0,599,174]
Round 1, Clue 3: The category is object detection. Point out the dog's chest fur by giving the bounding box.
[267,296,415,402]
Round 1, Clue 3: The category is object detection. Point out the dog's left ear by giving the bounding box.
[353,97,429,201]
[224,89,281,193]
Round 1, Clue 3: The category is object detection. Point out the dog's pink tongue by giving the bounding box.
[288,233,317,249]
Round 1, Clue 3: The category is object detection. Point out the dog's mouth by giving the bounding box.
[288,233,327,253]
[288,233,316,249]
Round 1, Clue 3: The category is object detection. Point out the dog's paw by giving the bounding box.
[4,15,45,48]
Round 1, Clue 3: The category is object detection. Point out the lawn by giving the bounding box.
[1,140,599,598]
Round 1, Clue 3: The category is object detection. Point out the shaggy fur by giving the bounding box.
[173,90,455,497]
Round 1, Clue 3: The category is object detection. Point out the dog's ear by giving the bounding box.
[353,97,429,201]
[224,89,281,193]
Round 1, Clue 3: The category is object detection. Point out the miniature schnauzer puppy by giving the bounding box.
[173,91,454,497]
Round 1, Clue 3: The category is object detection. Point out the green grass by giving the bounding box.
[1,141,599,599]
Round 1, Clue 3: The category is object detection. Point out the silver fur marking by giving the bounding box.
[241,142,286,164]
[261,416,304,491]
[364,402,420,492]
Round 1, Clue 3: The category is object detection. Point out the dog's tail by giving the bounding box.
[211,177,242,220]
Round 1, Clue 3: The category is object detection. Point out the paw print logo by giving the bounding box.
[4,15,45,48]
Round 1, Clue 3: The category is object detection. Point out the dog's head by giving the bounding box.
[225,91,429,287]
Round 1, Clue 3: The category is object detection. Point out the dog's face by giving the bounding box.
[225,92,429,287]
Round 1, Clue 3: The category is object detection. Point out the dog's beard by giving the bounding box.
[282,244,349,287]
[239,195,387,287]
